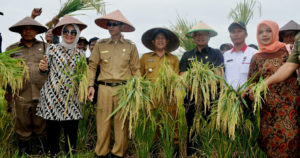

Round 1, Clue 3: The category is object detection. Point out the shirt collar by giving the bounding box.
[106,36,126,44]
[18,38,39,47]
[231,44,247,53]
[150,51,170,57]
[193,46,209,54]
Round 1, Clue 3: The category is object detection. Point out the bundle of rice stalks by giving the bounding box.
[184,59,224,115]
[0,47,29,95]
[46,0,106,27]
[57,54,88,116]
[215,76,267,140]
[228,0,261,25]
[108,76,154,138]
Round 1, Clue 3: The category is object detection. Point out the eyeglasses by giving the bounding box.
[63,29,77,36]
[106,22,123,27]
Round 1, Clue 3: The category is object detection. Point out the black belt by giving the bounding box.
[97,81,126,87]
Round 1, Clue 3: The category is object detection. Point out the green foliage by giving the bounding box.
[170,16,196,51]
[228,0,261,25]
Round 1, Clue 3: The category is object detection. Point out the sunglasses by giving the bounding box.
[63,29,77,36]
[106,22,123,27]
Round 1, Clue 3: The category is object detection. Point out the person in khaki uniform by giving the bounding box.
[140,27,180,156]
[87,10,140,158]
[5,16,48,154]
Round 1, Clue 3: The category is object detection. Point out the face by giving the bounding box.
[62,25,77,44]
[45,29,53,43]
[89,41,96,52]
[152,33,168,51]
[77,41,87,51]
[21,26,38,41]
[282,30,297,44]
[192,31,210,47]
[230,27,247,45]
[258,24,273,45]
[107,20,122,36]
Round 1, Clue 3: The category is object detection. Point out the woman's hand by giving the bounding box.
[242,86,254,101]
[39,55,48,71]
[87,86,95,101]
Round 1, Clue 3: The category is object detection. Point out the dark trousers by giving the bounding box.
[46,120,79,155]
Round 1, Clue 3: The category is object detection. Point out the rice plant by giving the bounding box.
[46,0,106,27]
[228,0,261,25]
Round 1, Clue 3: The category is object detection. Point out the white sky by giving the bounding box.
[1,0,300,56]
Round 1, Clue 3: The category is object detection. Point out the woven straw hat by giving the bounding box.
[9,16,47,34]
[52,15,87,36]
[142,27,179,52]
[279,20,300,32]
[95,10,135,32]
[186,21,217,38]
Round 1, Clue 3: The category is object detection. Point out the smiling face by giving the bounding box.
[192,31,210,47]
[258,24,273,45]
[21,26,38,41]
[152,33,168,51]
[62,25,77,44]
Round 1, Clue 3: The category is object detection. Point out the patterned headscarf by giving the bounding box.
[257,20,285,53]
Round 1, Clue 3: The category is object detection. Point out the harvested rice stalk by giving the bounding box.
[0,47,29,95]
[57,54,88,116]
[184,59,224,114]
[108,77,154,137]
[46,0,106,27]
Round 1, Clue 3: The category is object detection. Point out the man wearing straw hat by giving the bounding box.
[88,10,140,158]
[179,21,224,156]
[6,16,48,155]
[279,20,300,45]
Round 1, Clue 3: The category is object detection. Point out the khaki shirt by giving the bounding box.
[140,52,179,82]
[6,40,48,101]
[88,37,140,86]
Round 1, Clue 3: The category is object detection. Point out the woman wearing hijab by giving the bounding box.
[36,15,87,155]
[248,20,300,157]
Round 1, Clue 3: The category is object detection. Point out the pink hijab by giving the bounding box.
[257,20,285,53]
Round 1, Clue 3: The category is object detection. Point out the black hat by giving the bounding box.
[78,37,88,44]
[0,12,3,16]
[228,21,247,32]
[88,37,99,45]
[142,27,179,52]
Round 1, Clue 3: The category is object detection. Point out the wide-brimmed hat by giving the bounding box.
[186,21,217,38]
[52,15,87,36]
[9,16,47,34]
[142,27,179,52]
[279,20,300,32]
[95,10,135,32]
[228,21,247,32]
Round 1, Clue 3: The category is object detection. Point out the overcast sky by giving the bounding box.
[1,0,300,56]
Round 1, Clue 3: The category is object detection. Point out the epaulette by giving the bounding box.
[98,38,110,43]
[124,39,136,45]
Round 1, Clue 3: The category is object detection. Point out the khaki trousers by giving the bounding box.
[95,85,128,157]
[14,97,46,141]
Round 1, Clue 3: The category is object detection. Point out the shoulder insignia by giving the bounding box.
[99,38,109,43]
[124,39,135,45]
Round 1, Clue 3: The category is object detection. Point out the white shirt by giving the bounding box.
[224,44,257,90]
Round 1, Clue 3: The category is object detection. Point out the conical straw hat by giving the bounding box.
[186,21,217,38]
[142,27,179,52]
[279,20,300,32]
[9,16,47,34]
[53,15,87,36]
[95,10,135,32]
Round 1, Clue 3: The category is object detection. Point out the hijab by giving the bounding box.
[257,20,285,53]
[60,24,80,50]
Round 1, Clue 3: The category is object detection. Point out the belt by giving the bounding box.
[97,81,126,87]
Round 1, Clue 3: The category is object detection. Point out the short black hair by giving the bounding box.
[89,37,99,45]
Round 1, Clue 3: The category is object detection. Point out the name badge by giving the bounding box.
[187,58,193,61]
[226,59,233,63]
[101,50,109,54]
[147,59,154,62]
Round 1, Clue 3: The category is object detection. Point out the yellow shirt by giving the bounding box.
[88,37,140,86]
[140,51,179,81]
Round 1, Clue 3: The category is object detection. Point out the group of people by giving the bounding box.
[3,7,300,158]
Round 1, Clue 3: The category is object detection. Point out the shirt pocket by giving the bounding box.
[240,63,250,74]
[100,53,111,67]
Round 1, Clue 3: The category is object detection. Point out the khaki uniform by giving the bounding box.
[140,51,179,144]
[88,37,140,157]
[6,40,48,141]
[287,32,300,85]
